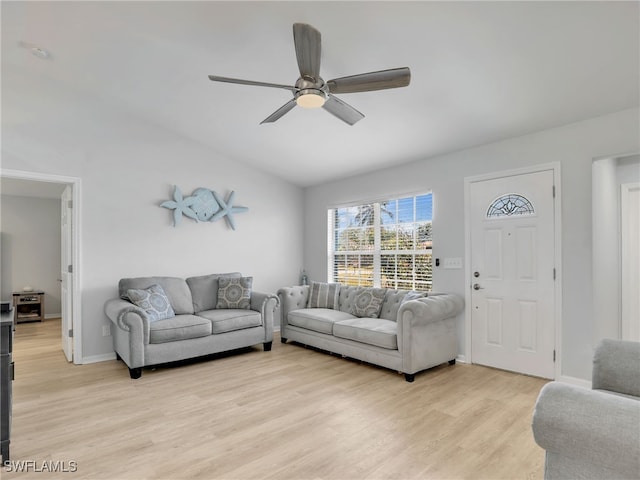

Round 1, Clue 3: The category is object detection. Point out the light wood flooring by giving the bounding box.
[4,318,548,480]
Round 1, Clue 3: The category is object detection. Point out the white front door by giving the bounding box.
[61,186,73,362]
[469,169,556,378]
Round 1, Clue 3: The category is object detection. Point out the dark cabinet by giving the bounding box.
[1,310,14,462]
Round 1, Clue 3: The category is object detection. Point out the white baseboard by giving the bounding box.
[80,353,117,364]
[557,375,592,389]
[455,354,468,363]
[45,313,62,319]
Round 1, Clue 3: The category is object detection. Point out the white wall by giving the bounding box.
[304,108,640,381]
[0,195,62,315]
[2,72,304,362]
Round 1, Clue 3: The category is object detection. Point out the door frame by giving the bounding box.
[464,162,562,379]
[0,168,83,364]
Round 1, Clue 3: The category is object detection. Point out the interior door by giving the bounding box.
[469,170,555,378]
[621,182,640,341]
[61,186,73,362]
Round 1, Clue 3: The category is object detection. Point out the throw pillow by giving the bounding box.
[351,287,386,318]
[216,276,252,309]
[126,284,175,322]
[307,281,341,309]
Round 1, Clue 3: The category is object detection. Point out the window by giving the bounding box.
[329,193,433,291]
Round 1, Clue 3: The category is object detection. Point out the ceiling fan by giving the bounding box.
[208,23,411,125]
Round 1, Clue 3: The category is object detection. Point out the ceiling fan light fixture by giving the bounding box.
[296,90,326,109]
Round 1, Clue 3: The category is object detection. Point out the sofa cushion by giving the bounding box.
[379,289,414,321]
[216,276,252,309]
[186,272,242,312]
[307,281,340,309]
[333,318,398,350]
[351,287,386,318]
[126,284,175,322]
[337,285,360,314]
[288,308,355,334]
[120,277,194,315]
[149,314,212,344]
[197,309,262,334]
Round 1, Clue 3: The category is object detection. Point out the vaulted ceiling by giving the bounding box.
[2,1,638,187]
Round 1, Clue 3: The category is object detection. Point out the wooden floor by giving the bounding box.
[4,319,548,480]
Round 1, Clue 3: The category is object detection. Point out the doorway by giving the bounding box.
[592,154,640,343]
[0,169,82,363]
[464,164,561,379]
[620,181,640,341]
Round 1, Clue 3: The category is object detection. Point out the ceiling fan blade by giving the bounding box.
[208,75,296,92]
[327,67,411,94]
[322,94,364,126]
[293,23,321,80]
[260,99,297,124]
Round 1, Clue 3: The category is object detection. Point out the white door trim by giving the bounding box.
[464,162,562,379]
[0,168,83,364]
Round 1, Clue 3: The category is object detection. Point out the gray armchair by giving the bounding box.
[532,339,640,479]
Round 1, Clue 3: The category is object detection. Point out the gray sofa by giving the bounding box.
[532,339,640,479]
[277,283,464,382]
[104,273,278,379]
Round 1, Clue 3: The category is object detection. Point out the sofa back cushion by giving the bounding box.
[338,285,360,314]
[186,272,242,312]
[379,289,414,321]
[338,288,426,320]
[119,276,194,315]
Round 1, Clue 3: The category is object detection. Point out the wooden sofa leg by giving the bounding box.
[404,373,415,383]
[263,341,273,352]
[448,359,456,365]
[129,367,142,379]
[281,337,288,344]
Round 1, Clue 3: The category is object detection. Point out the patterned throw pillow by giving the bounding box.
[307,281,341,309]
[216,276,252,309]
[126,284,175,322]
[351,287,386,318]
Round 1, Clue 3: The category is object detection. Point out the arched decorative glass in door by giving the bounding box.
[486,193,534,218]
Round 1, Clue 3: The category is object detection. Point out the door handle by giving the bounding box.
[473,283,484,290]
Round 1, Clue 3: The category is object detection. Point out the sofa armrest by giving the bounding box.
[250,291,279,342]
[104,298,151,345]
[532,382,640,478]
[592,339,640,397]
[277,286,310,329]
[396,294,463,373]
[397,294,464,326]
[250,291,279,312]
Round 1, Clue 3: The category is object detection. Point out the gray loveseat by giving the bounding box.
[104,273,278,379]
[277,283,464,382]
[532,339,640,479]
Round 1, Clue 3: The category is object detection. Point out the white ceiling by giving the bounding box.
[2,1,638,187]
